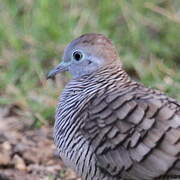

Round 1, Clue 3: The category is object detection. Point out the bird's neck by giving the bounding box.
[75,61,131,87]
[61,61,132,106]
[54,61,133,149]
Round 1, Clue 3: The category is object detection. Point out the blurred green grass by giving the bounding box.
[0,0,179,125]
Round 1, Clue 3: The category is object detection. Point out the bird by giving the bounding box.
[47,33,180,180]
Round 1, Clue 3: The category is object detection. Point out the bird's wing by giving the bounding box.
[81,86,180,179]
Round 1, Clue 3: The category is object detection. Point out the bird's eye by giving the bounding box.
[73,51,83,61]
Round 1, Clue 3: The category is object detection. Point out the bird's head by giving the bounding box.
[47,33,120,79]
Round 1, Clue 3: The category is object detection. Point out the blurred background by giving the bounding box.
[0,0,179,179]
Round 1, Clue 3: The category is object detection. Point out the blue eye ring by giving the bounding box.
[73,51,83,61]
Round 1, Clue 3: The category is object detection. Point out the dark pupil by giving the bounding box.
[73,52,82,61]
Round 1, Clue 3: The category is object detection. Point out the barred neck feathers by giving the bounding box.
[56,61,132,125]
[73,61,131,88]
[54,61,132,151]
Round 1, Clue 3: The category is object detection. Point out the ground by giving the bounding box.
[0,107,80,180]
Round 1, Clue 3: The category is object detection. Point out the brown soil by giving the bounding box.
[0,107,80,180]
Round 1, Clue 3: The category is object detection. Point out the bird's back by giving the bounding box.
[84,83,180,179]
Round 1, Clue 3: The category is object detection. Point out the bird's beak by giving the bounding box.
[47,61,68,79]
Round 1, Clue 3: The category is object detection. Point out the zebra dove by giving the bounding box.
[47,33,180,180]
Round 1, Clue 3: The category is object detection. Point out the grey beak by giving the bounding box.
[47,62,68,79]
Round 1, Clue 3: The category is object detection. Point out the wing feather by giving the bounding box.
[81,87,180,179]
